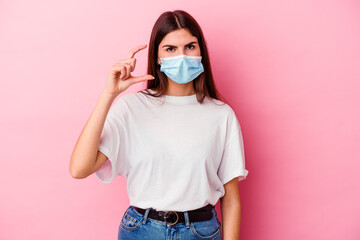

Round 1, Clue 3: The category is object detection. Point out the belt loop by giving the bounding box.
[184,211,190,228]
[142,208,151,224]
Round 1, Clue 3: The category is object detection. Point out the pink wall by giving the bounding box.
[1,0,359,239]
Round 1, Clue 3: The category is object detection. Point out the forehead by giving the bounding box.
[159,28,198,46]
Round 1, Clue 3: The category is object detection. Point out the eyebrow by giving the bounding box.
[162,41,198,48]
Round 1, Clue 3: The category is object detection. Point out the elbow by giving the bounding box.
[69,167,84,179]
[69,158,88,179]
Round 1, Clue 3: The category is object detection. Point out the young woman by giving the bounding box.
[70,10,248,240]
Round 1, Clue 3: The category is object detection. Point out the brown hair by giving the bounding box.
[139,10,227,104]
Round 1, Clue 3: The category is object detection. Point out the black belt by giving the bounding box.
[133,204,214,226]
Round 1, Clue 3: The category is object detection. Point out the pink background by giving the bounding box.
[1,0,359,239]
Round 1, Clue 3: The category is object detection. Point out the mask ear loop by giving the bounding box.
[157,58,162,65]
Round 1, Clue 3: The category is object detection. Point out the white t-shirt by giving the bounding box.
[95,89,249,211]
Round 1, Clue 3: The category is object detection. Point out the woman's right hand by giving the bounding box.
[103,44,155,97]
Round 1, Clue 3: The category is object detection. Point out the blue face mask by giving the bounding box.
[159,54,204,84]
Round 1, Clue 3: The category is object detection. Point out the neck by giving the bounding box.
[165,79,196,96]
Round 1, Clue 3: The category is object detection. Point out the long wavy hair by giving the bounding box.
[139,10,227,104]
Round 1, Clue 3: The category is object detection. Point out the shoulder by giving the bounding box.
[107,91,139,119]
[111,91,142,108]
[207,98,242,131]
[205,97,237,118]
[109,90,153,115]
[118,89,156,104]
[118,91,139,103]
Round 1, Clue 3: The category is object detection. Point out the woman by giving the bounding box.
[70,10,248,240]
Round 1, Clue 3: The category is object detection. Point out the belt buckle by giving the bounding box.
[164,211,179,226]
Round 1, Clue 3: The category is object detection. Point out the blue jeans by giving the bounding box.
[118,205,222,240]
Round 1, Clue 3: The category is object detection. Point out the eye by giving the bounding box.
[166,47,175,52]
[187,45,195,50]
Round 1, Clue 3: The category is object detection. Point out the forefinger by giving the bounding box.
[127,44,147,59]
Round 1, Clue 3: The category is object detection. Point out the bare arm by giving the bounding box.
[220,177,242,240]
[69,91,117,179]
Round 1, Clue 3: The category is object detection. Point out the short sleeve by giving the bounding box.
[217,108,249,185]
[95,100,128,184]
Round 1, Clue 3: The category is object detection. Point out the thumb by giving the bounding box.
[132,74,155,83]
